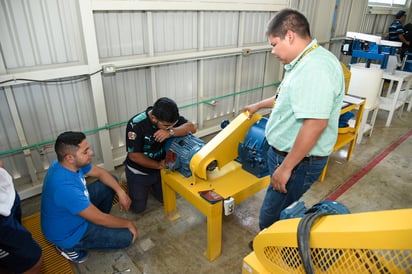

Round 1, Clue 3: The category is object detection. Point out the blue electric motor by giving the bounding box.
[280,200,350,220]
[164,134,205,177]
[237,117,270,178]
[282,200,351,272]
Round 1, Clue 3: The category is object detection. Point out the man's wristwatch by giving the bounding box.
[168,128,175,136]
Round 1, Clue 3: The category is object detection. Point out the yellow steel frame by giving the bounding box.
[161,112,270,261]
[319,95,365,182]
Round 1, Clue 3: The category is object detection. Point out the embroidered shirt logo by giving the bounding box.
[128,131,137,140]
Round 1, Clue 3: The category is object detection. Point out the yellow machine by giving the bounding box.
[242,208,412,273]
[161,112,270,260]
[189,112,263,182]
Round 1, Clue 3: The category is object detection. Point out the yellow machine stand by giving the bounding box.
[161,112,270,261]
[242,208,412,273]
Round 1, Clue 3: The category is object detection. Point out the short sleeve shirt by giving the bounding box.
[125,107,188,174]
[389,20,404,42]
[265,39,345,156]
[41,160,92,248]
[0,168,16,217]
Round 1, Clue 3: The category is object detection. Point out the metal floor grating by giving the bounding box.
[20,178,127,273]
[22,213,74,274]
[112,178,128,206]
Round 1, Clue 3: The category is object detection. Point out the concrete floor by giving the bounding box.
[21,107,412,274]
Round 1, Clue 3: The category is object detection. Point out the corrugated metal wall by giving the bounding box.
[1,0,410,198]
[0,0,83,69]
[0,0,284,198]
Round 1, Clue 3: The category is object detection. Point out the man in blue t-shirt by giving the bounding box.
[41,131,137,264]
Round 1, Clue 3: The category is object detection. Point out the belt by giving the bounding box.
[271,146,327,161]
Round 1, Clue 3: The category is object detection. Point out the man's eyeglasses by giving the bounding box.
[157,119,178,130]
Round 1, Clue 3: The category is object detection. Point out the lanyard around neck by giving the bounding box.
[274,43,319,107]
[294,43,319,67]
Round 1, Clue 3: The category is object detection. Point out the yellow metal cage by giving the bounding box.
[242,208,412,274]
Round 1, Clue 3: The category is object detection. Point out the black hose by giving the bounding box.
[297,211,330,274]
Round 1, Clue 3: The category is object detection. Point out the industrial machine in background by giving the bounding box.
[340,32,391,144]
[341,31,402,72]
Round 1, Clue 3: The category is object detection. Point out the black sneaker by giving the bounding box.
[55,246,89,263]
[248,240,254,251]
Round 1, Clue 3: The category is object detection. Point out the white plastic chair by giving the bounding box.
[347,64,383,144]
[406,88,412,111]
[402,54,412,110]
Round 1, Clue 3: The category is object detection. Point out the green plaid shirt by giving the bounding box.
[265,39,344,156]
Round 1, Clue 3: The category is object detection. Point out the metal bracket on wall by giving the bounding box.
[102,64,116,74]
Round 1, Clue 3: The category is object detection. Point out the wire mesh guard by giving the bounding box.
[250,209,412,274]
[263,246,411,273]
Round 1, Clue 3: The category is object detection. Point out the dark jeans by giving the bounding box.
[70,180,133,252]
[125,167,163,213]
[259,148,328,230]
[0,192,42,273]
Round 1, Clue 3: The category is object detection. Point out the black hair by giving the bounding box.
[266,9,311,39]
[151,97,179,123]
[396,10,406,19]
[55,131,86,162]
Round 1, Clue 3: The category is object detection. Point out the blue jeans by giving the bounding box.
[70,180,133,251]
[259,148,328,230]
